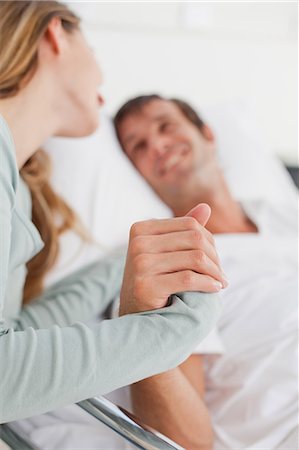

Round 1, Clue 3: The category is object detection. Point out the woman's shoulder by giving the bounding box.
[0,115,19,197]
[0,115,44,272]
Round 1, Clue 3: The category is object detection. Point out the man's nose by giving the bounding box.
[148,136,170,158]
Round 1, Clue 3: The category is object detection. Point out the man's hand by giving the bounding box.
[119,203,227,316]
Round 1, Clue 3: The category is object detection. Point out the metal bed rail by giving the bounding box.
[0,423,38,450]
[0,396,184,450]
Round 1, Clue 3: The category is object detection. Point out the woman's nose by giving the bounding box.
[98,94,105,106]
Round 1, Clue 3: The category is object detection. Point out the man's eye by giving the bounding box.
[133,141,146,153]
[160,122,174,132]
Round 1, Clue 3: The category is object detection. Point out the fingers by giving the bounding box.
[141,272,224,305]
[130,218,215,247]
[186,203,211,227]
[122,213,228,315]
[130,216,209,238]
[128,217,227,286]
[133,250,224,287]
[120,213,228,314]
[161,271,224,294]
[130,230,220,267]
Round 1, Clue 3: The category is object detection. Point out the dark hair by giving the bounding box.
[114,94,206,143]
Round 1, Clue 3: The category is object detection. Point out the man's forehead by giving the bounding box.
[121,100,184,146]
[142,99,181,118]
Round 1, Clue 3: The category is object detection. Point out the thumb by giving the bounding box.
[186,203,211,227]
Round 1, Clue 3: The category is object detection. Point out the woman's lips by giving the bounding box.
[97,93,104,106]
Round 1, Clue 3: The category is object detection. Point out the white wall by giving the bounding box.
[69,1,298,165]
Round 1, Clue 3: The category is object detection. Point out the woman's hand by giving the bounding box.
[119,203,227,316]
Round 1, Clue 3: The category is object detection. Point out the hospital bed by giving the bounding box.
[2,102,297,450]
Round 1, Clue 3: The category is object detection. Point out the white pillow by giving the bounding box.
[200,101,297,204]
[44,104,296,284]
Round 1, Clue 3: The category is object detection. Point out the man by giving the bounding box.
[114,95,298,450]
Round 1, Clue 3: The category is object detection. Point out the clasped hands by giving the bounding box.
[120,203,227,316]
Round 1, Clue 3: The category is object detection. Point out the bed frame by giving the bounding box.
[0,396,184,450]
[286,165,299,189]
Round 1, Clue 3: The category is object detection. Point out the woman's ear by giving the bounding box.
[41,17,66,55]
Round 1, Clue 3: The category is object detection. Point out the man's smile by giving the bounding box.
[155,144,190,176]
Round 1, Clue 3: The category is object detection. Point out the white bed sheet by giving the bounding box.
[13,389,134,450]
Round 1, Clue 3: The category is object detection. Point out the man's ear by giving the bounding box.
[41,17,66,55]
[201,125,215,143]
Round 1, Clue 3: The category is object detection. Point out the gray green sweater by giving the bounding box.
[0,116,221,423]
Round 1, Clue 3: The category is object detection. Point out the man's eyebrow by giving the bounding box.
[123,133,136,146]
[153,113,170,122]
[123,114,170,146]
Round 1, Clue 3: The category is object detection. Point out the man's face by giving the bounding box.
[117,99,215,198]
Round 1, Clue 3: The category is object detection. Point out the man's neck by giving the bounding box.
[165,165,257,234]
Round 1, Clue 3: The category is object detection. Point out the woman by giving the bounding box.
[0,1,225,423]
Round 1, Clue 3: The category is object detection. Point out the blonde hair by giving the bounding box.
[0,1,87,303]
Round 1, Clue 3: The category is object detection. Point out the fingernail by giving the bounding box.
[221,275,229,288]
[213,281,223,291]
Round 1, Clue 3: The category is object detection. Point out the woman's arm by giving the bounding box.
[0,120,222,423]
[0,293,221,423]
[11,254,125,331]
[131,355,213,450]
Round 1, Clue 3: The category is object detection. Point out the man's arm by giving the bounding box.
[130,354,213,450]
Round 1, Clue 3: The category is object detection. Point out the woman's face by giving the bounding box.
[55,28,103,137]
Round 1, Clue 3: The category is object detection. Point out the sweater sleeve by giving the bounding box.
[0,117,18,334]
[12,255,125,331]
[1,293,221,423]
[0,119,222,423]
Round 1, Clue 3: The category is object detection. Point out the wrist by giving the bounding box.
[133,367,179,387]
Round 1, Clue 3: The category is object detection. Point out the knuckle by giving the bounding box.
[194,249,205,264]
[190,229,202,247]
[207,231,215,246]
[133,254,149,274]
[181,270,195,287]
[131,236,146,255]
[133,276,146,300]
[184,216,199,230]
[130,222,141,238]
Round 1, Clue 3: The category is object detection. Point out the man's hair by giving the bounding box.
[114,94,206,143]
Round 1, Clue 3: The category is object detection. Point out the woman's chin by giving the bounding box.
[57,115,100,138]
[79,119,100,137]
[78,113,101,136]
